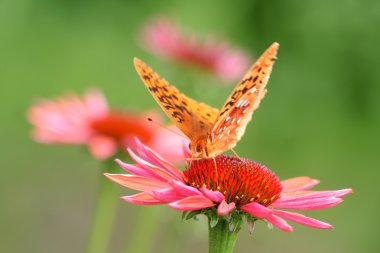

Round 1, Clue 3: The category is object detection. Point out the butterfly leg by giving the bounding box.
[185,157,202,161]
[185,157,202,169]
[231,148,242,160]
[212,156,219,190]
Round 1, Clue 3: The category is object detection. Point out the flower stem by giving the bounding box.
[208,219,241,253]
[123,206,162,253]
[85,165,120,253]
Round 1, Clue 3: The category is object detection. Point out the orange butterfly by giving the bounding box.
[134,42,279,158]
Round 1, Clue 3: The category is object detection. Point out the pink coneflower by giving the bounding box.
[140,16,251,83]
[105,139,352,232]
[27,89,187,162]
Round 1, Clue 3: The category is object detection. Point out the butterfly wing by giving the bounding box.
[208,43,279,154]
[134,58,220,140]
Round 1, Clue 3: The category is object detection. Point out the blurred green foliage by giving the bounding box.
[1,0,379,252]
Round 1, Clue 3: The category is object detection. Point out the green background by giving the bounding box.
[1,0,379,252]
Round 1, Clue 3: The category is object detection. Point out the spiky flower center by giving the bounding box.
[184,155,282,207]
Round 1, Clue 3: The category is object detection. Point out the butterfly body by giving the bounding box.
[190,135,214,158]
[134,42,279,158]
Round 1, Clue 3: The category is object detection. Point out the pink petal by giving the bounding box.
[181,139,192,158]
[273,210,333,229]
[104,173,169,191]
[272,197,343,210]
[200,187,225,202]
[27,92,96,144]
[115,159,153,178]
[266,214,293,232]
[84,88,109,118]
[240,202,272,219]
[88,135,117,160]
[149,125,189,164]
[277,189,353,203]
[152,181,201,203]
[133,138,184,180]
[217,200,235,216]
[240,203,293,232]
[121,192,164,205]
[127,148,179,182]
[140,16,251,83]
[169,195,215,211]
[170,180,201,197]
[214,49,251,82]
[133,137,164,166]
[152,188,185,203]
[281,177,320,192]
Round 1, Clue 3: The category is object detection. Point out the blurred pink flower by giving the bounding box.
[106,140,352,232]
[27,89,187,162]
[140,16,251,83]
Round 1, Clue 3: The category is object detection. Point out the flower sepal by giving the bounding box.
[242,214,257,234]
[185,206,282,235]
[183,206,247,234]
[263,219,274,230]
[182,208,218,223]
[206,209,220,228]
[182,209,203,221]
[227,216,243,233]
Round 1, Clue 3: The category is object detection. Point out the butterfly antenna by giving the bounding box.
[147,117,187,138]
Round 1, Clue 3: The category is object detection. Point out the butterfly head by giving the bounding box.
[189,137,218,158]
[189,138,209,158]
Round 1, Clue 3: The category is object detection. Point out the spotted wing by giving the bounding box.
[208,43,279,154]
[134,58,220,140]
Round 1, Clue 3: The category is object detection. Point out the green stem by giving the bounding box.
[123,206,162,253]
[208,219,240,253]
[85,166,120,253]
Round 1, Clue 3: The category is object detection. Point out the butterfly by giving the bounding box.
[134,42,279,158]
